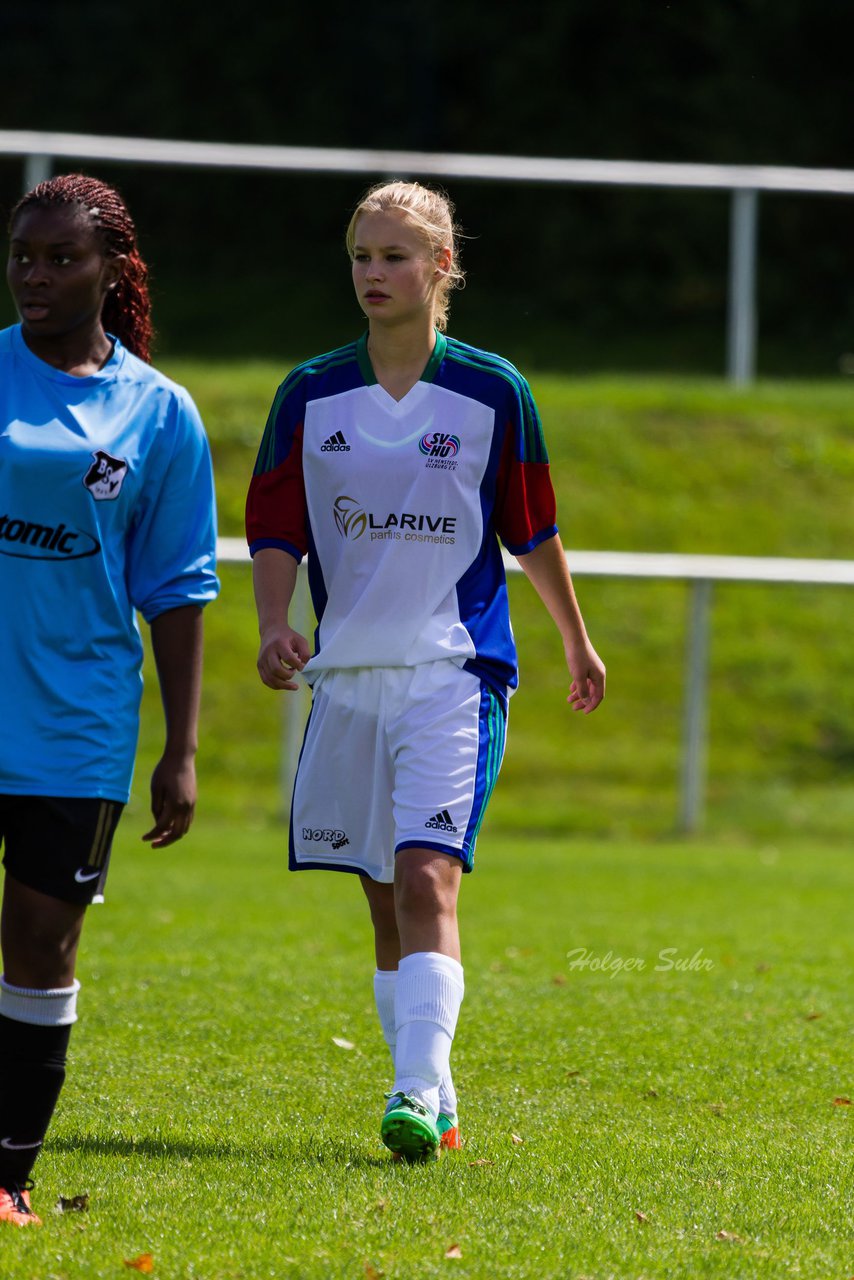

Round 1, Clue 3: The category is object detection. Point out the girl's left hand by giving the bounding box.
[565,639,606,714]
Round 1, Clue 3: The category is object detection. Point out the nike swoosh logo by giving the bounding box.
[74,868,101,883]
[0,1137,42,1150]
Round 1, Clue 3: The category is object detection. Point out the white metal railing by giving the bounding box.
[6,129,854,385]
[216,538,854,832]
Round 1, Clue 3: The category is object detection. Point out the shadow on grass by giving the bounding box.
[49,1131,391,1168]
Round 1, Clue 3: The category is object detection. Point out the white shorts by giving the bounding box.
[289,662,508,883]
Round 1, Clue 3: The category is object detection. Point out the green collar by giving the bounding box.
[356,330,446,386]
[422,330,447,382]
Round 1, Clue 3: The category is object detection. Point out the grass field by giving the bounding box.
[4,822,852,1280]
[5,367,853,1276]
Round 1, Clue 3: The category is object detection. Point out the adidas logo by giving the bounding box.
[321,431,351,452]
[425,809,458,833]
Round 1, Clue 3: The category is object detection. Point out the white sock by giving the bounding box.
[374,967,460,1118]
[373,969,397,1067]
[439,1072,458,1122]
[393,952,464,1120]
[373,967,460,1121]
[0,975,80,1025]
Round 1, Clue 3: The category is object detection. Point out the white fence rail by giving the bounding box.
[216,538,854,832]
[5,129,854,384]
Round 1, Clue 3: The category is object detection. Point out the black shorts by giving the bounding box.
[0,795,125,906]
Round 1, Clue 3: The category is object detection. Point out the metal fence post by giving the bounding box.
[726,187,759,385]
[24,153,52,192]
[679,579,713,832]
[279,565,310,818]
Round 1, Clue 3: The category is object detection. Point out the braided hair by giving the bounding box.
[9,173,154,363]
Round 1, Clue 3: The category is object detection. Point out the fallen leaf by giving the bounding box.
[634,1210,651,1224]
[716,1230,746,1243]
[832,1096,851,1106]
[445,1243,463,1259]
[804,1011,823,1021]
[124,1255,155,1274]
[468,1158,495,1167]
[510,1133,525,1145]
[645,1088,659,1098]
[565,1069,582,1078]
[332,1036,355,1050]
[552,974,567,985]
[364,1264,384,1279]
[56,1193,89,1213]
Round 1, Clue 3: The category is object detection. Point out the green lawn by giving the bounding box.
[6,366,851,1275]
[4,823,851,1278]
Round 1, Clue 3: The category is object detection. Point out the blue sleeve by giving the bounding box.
[126,391,220,622]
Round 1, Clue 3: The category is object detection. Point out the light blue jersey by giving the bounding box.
[0,325,219,801]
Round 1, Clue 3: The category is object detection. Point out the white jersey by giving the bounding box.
[246,331,558,693]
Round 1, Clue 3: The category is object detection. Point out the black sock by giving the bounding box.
[0,1014,72,1186]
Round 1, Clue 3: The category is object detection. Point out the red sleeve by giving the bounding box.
[245,421,307,560]
[493,422,558,554]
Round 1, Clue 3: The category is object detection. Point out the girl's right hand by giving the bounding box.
[257,625,310,690]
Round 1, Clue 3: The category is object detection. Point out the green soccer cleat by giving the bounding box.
[381,1091,440,1162]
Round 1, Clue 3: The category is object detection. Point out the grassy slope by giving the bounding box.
[142,362,854,842]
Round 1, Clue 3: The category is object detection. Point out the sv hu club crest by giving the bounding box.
[419,431,460,459]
